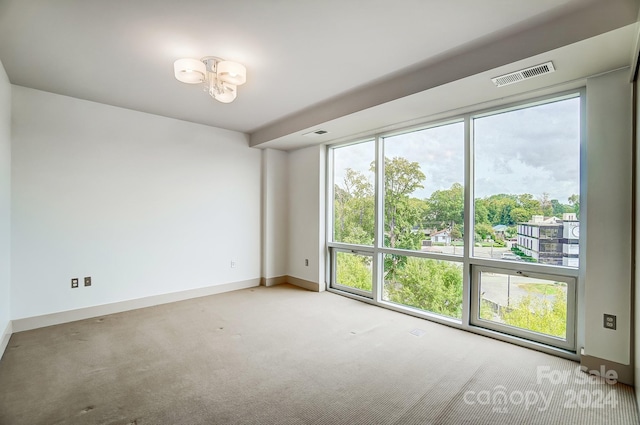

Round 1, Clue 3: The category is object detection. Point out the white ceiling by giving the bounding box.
[263,23,638,150]
[0,0,638,149]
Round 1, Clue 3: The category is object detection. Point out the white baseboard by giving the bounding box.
[287,275,320,292]
[580,353,633,386]
[1,320,12,359]
[260,275,320,291]
[260,275,289,287]
[12,278,260,333]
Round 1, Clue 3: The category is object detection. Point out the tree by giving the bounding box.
[517,193,541,215]
[474,200,489,225]
[551,199,570,217]
[333,168,374,245]
[450,223,463,240]
[538,192,553,217]
[373,157,425,249]
[473,193,547,226]
[475,223,495,241]
[336,252,372,291]
[363,157,427,278]
[509,207,530,224]
[568,194,580,217]
[427,183,464,230]
[484,194,518,225]
[386,258,463,319]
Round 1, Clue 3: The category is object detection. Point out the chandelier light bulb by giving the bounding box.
[215,84,237,103]
[173,58,206,84]
[216,61,247,86]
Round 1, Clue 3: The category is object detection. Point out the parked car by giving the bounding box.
[501,252,522,261]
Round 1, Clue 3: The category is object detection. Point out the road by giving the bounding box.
[421,244,563,307]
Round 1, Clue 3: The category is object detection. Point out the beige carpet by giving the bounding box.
[0,284,637,425]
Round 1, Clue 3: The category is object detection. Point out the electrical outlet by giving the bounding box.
[84,276,92,287]
[603,314,616,330]
[305,259,309,266]
[71,278,79,288]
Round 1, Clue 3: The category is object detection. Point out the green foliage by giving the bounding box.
[538,192,553,217]
[478,194,519,226]
[333,168,375,245]
[368,157,426,277]
[334,163,577,251]
[502,291,567,338]
[474,193,574,227]
[568,194,580,218]
[480,284,567,338]
[474,202,489,225]
[427,183,464,229]
[375,157,425,250]
[385,257,463,319]
[450,223,463,239]
[480,299,498,321]
[474,222,495,241]
[336,252,372,291]
[509,207,530,224]
[551,199,571,217]
[510,246,536,262]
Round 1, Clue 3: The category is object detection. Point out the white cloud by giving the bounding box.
[332,96,580,202]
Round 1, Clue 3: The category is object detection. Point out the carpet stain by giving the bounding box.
[127,420,138,425]
[80,405,95,414]
[96,318,105,323]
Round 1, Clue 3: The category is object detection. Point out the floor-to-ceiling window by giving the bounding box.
[327,92,582,355]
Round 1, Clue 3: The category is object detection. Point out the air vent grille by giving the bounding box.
[491,62,555,87]
[302,129,330,137]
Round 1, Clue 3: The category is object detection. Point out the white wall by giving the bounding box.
[288,145,325,289]
[261,148,289,279]
[635,77,640,411]
[0,61,11,339]
[11,87,261,319]
[583,69,633,365]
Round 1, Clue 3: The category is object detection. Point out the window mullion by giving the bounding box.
[462,115,473,328]
[372,135,384,303]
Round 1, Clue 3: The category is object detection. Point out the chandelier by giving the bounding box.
[173,57,247,104]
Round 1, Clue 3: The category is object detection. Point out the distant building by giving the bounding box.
[431,229,452,245]
[517,213,579,267]
[493,224,508,239]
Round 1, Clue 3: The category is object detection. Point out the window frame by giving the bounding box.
[470,265,577,351]
[325,89,585,360]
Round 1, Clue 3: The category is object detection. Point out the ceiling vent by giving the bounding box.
[302,129,329,137]
[491,62,555,87]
